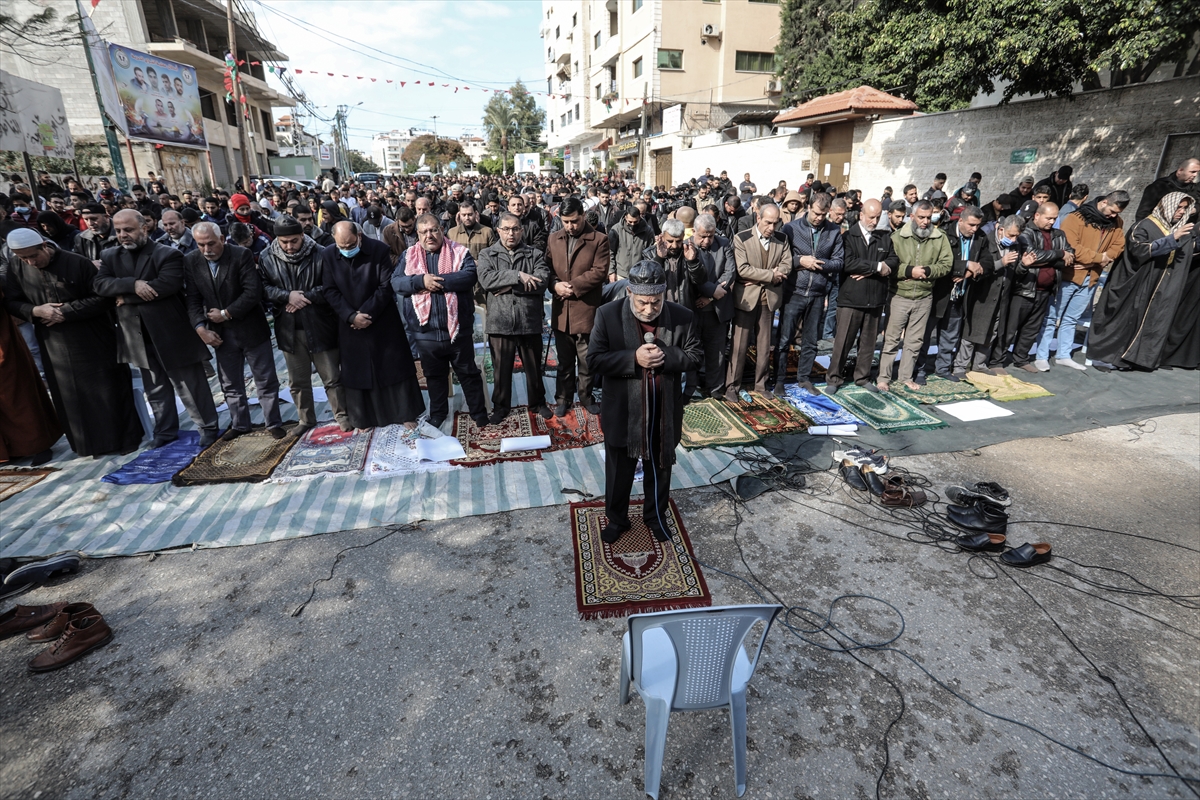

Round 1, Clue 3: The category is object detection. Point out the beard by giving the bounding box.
[121,233,148,250]
[913,224,932,240]
[630,300,662,323]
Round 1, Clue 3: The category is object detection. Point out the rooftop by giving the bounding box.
[773,85,917,127]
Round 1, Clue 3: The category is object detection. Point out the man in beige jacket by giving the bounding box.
[725,203,792,400]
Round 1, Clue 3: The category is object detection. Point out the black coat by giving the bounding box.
[935,225,995,318]
[587,299,701,464]
[476,240,551,337]
[839,224,899,310]
[520,209,549,254]
[94,240,209,371]
[321,236,416,391]
[1013,225,1073,300]
[184,244,271,350]
[1135,174,1200,224]
[691,235,737,324]
[73,228,118,263]
[962,228,1014,347]
[259,237,340,354]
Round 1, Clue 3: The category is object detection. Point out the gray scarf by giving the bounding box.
[268,234,317,264]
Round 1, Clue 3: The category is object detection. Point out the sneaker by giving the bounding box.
[1056,357,1086,371]
[1033,359,1051,372]
[3,552,82,586]
[945,481,1012,508]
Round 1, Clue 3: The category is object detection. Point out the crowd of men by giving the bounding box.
[1,156,1197,469]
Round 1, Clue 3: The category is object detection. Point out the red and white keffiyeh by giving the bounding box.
[403,239,468,342]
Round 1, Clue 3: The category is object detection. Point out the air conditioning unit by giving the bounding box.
[765,79,783,95]
[702,24,719,36]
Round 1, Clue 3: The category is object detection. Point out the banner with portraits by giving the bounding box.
[109,44,208,150]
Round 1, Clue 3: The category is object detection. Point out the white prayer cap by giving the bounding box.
[6,228,45,250]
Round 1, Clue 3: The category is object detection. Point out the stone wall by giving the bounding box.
[670,77,1200,215]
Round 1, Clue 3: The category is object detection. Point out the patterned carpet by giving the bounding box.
[450,407,544,468]
[680,398,760,450]
[0,467,58,503]
[536,405,604,452]
[784,385,864,426]
[891,375,988,405]
[102,431,203,485]
[269,424,373,483]
[828,384,947,434]
[728,392,810,437]
[172,425,298,486]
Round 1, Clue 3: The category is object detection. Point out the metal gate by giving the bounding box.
[654,147,673,190]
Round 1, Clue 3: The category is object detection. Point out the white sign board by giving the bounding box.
[662,104,682,134]
[0,69,74,160]
[515,152,541,174]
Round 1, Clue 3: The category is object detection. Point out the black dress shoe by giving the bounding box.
[268,426,288,440]
[1000,542,1052,567]
[534,404,554,420]
[955,531,1007,551]
[29,449,54,466]
[860,466,886,496]
[472,415,491,429]
[221,428,249,442]
[428,416,446,429]
[601,522,630,544]
[946,481,1011,508]
[583,398,601,416]
[554,400,570,417]
[947,499,1008,534]
[488,408,510,426]
[840,461,868,491]
[198,430,220,447]
[645,522,671,543]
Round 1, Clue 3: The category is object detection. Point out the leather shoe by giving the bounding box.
[880,476,927,507]
[947,499,1008,534]
[860,465,886,496]
[645,521,671,543]
[220,427,248,442]
[601,521,630,544]
[268,426,288,440]
[840,461,868,491]
[534,404,554,420]
[26,602,97,642]
[583,398,601,416]
[28,614,113,673]
[1000,542,1052,567]
[489,408,511,426]
[0,602,68,638]
[955,531,1007,551]
[198,429,220,447]
[554,400,570,417]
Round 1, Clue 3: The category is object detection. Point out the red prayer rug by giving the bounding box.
[533,404,603,451]
[569,498,712,620]
[449,406,544,468]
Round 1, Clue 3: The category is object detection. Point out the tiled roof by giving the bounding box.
[773,85,917,126]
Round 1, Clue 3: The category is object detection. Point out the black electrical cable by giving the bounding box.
[290,523,420,617]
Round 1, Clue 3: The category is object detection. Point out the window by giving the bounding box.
[547,47,553,60]
[199,90,219,121]
[555,25,560,38]
[657,49,683,70]
[547,78,553,94]
[550,120,554,132]
[572,13,577,26]
[735,50,777,72]
[632,0,643,10]
[594,31,601,48]
[561,114,567,127]
[609,10,618,35]
[567,110,573,124]
[632,57,643,78]
[596,84,602,99]
[574,60,579,74]
[575,103,581,118]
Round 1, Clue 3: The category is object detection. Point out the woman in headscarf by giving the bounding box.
[37,211,79,250]
[1088,192,1195,371]
[318,199,346,234]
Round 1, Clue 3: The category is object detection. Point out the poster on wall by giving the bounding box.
[515,153,541,173]
[109,44,208,150]
[0,69,74,160]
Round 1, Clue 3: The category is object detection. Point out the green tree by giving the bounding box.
[481,80,545,172]
[401,135,466,172]
[775,0,1200,112]
[347,151,382,173]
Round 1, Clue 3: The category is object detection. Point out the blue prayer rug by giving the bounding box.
[101,431,203,485]
[783,385,864,426]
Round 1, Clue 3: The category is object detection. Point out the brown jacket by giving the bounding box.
[447,223,497,261]
[1059,211,1126,286]
[779,190,804,225]
[732,227,791,312]
[547,223,610,334]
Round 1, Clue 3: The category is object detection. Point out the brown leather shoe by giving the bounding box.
[26,602,97,642]
[28,614,113,673]
[0,602,68,638]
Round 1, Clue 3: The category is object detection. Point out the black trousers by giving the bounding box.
[828,306,881,385]
[490,333,545,412]
[687,305,731,399]
[416,336,488,423]
[1004,291,1051,366]
[140,349,219,440]
[605,441,672,535]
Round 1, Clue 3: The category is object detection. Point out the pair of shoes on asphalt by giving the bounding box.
[1033,358,1088,372]
[836,448,929,505]
[1,553,82,601]
[946,482,1052,567]
[0,601,113,672]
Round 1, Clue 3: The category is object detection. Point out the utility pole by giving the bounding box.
[76,5,129,191]
[226,0,254,188]
[637,84,649,185]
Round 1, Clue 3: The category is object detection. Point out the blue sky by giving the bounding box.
[252,0,548,150]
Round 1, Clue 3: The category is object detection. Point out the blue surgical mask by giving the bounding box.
[999,236,1013,246]
[15,206,30,214]
[931,212,943,223]
[338,245,360,259]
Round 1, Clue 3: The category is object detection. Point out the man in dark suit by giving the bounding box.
[186,222,285,440]
[588,261,702,544]
[686,213,736,399]
[548,197,610,416]
[725,204,791,400]
[94,209,219,447]
[826,199,898,393]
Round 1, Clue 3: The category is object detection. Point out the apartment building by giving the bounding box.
[542,0,783,184]
[5,0,292,189]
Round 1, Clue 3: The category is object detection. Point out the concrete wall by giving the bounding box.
[669,76,1200,214]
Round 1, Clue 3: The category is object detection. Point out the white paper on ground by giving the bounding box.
[500,435,551,453]
[815,355,831,369]
[936,399,1014,422]
[415,436,467,462]
[808,424,858,436]
[312,387,327,402]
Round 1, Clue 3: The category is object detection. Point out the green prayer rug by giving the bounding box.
[829,384,948,434]
[891,376,988,405]
[680,398,760,450]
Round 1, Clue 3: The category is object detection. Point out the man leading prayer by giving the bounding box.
[588,260,702,544]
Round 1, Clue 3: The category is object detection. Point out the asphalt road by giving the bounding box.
[1,413,1197,800]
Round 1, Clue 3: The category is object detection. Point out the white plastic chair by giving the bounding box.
[619,604,783,798]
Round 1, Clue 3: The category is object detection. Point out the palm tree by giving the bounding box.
[483,103,518,176]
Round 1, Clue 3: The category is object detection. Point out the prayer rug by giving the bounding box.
[535,405,604,452]
[361,423,461,480]
[268,424,372,483]
[728,392,810,437]
[679,398,760,450]
[102,431,202,485]
[172,424,298,486]
[891,376,988,405]
[0,468,58,503]
[570,498,712,620]
[415,360,428,391]
[784,385,864,426]
[828,384,948,434]
[450,407,544,468]
[965,371,1054,402]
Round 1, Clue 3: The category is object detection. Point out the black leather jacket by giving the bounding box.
[258,236,339,353]
[1013,225,1073,300]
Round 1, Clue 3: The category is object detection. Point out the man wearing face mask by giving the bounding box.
[94,210,220,447]
[323,220,424,431]
[185,222,285,441]
[877,201,953,391]
[5,228,144,458]
[960,215,1025,375]
[9,194,38,229]
[74,203,118,266]
[588,260,702,544]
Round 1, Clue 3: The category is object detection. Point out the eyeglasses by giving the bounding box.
[497,227,521,233]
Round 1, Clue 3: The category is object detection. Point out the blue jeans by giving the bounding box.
[773,292,823,386]
[1036,277,1095,361]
